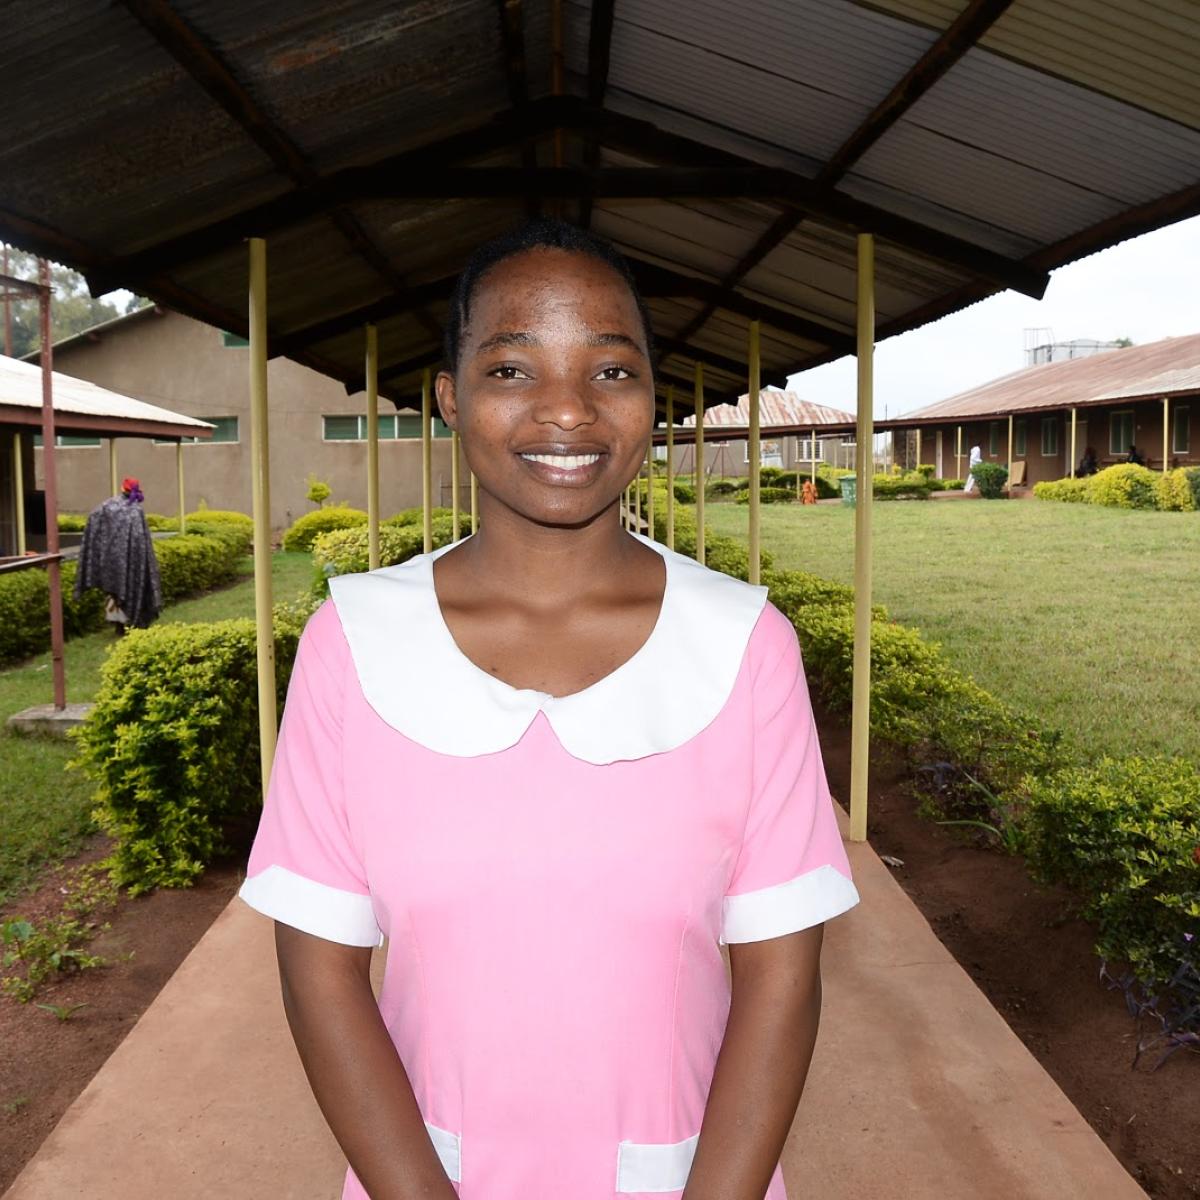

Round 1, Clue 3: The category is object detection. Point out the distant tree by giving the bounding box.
[1,245,151,357]
[1113,336,1135,348]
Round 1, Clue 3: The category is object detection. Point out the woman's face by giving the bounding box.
[436,247,655,529]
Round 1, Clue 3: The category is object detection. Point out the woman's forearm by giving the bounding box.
[683,928,824,1200]
[274,923,458,1200]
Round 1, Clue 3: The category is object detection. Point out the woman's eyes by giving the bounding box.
[487,364,634,381]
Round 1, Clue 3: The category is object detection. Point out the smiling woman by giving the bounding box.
[237,218,861,1200]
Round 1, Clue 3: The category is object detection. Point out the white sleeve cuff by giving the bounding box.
[721,863,861,944]
[238,864,385,947]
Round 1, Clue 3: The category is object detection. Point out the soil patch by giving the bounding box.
[0,836,241,1193]
[813,698,1199,1200]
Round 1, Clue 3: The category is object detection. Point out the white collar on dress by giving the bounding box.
[327,529,768,764]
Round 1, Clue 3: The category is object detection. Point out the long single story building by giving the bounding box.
[27,306,457,531]
[880,333,1199,487]
[654,389,857,477]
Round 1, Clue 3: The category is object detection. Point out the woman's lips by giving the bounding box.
[517,450,607,486]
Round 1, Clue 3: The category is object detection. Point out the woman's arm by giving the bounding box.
[274,923,459,1200]
[682,924,825,1200]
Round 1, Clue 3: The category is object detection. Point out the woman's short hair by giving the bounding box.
[443,217,657,374]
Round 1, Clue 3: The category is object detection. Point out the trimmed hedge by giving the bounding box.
[734,486,796,504]
[1035,464,1199,512]
[969,461,1009,499]
[1021,756,1200,988]
[0,531,246,666]
[72,609,304,893]
[872,474,932,501]
[282,505,367,552]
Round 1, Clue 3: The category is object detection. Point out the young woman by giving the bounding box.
[238,218,861,1200]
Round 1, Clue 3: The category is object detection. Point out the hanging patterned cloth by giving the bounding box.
[74,477,163,629]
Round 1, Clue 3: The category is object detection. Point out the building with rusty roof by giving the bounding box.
[881,333,1200,486]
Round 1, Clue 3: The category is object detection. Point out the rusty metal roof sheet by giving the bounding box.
[681,389,856,430]
[1,0,1197,417]
[0,354,214,437]
[888,332,1200,423]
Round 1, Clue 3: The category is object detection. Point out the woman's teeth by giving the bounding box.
[520,453,601,468]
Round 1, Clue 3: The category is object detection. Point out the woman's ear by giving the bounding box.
[435,370,458,431]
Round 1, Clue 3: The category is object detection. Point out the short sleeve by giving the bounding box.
[721,602,861,944]
[237,600,384,947]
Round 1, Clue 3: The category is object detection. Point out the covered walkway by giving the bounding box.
[3,800,1147,1199]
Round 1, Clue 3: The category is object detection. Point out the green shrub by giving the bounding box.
[306,474,331,507]
[1033,477,1091,503]
[928,477,964,491]
[1184,467,1200,510]
[0,532,244,666]
[57,513,88,533]
[155,532,245,602]
[282,505,367,552]
[969,461,1009,499]
[1155,468,1196,512]
[383,505,462,528]
[871,475,932,501]
[704,479,739,498]
[72,616,301,893]
[671,481,696,504]
[759,466,784,483]
[1086,463,1159,510]
[1021,756,1200,988]
[311,514,465,596]
[144,512,179,532]
[915,464,936,481]
[734,486,795,505]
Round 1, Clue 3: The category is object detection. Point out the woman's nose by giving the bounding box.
[531,380,598,430]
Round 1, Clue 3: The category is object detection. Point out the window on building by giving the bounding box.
[322,414,452,441]
[1040,417,1058,456]
[153,416,239,445]
[220,330,250,348]
[31,432,102,448]
[1172,406,1190,455]
[1014,419,1027,457]
[1109,410,1134,456]
[988,422,999,455]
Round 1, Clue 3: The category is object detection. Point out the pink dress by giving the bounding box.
[239,530,861,1199]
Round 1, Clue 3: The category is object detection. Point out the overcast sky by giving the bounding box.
[786,213,1200,420]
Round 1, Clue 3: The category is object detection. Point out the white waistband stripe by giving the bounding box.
[616,1131,700,1193]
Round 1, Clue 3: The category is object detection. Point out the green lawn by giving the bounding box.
[0,552,313,905]
[706,499,1200,764]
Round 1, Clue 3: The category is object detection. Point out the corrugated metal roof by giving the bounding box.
[680,388,856,430]
[0,0,1196,417]
[0,355,214,434]
[890,333,1200,422]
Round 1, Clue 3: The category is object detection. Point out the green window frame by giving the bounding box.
[1013,419,1027,457]
[31,432,102,448]
[1172,406,1189,455]
[1040,417,1058,456]
[1109,410,1134,456]
[323,414,452,441]
[220,330,250,348]
[153,416,239,445]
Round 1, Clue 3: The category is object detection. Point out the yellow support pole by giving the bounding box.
[470,470,478,532]
[1070,407,1077,479]
[176,440,186,534]
[1162,396,1170,473]
[108,438,118,496]
[645,439,655,539]
[665,386,675,551]
[694,362,705,565]
[13,432,25,555]
[747,321,761,585]
[811,431,818,488]
[422,368,433,553]
[849,232,875,845]
[955,424,962,482]
[451,430,461,540]
[633,455,642,530]
[365,324,381,570]
[248,237,276,796]
[796,436,803,500]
